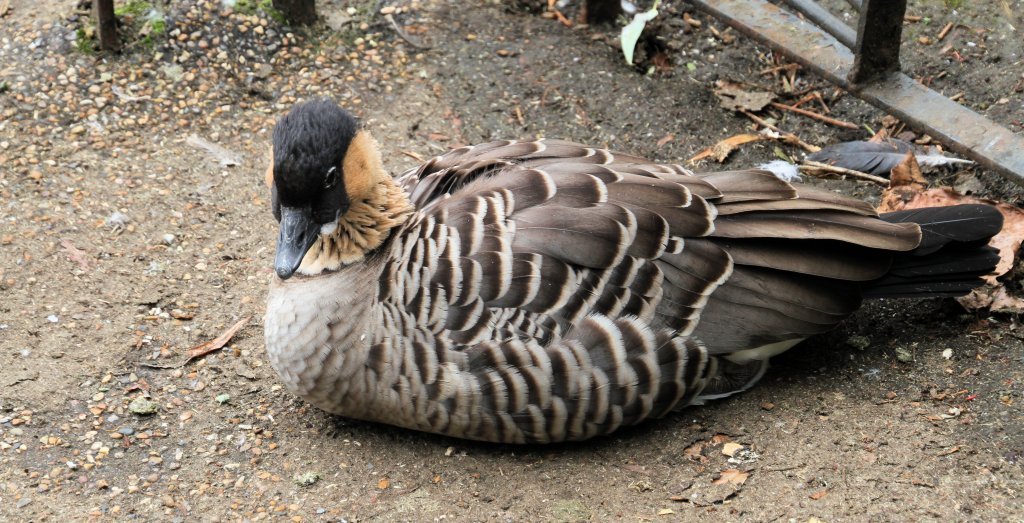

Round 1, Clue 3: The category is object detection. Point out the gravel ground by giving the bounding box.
[1,0,1022,520]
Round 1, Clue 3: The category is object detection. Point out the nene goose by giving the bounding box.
[264,99,1002,443]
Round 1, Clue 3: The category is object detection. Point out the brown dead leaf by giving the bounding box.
[689,134,765,163]
[377,478,390,489]
[714,80,775,112]
[656,134,675,147]
[139,316,251,369]
[682,441,708,462]
[721,442,743,457]
[809,489,829,500]
[712,469,749,485]
[710,434,732,445]
[61,238,93,271]
[889,151,928,190]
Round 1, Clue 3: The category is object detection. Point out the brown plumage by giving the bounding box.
[264,100,1002,443]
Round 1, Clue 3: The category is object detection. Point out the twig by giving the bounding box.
[139,316,251,369]
[937,21,954,41]
[384,14,432,49]
[740,110,820,153]
[800,160,890,186]
[769,101,858,129]
[759,63,800,75]
[789,92,817,109]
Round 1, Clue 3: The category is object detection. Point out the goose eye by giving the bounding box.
[324,166,339,189]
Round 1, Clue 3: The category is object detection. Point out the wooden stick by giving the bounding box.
[770,101,859,129]
[740,110,820,153]
[937,21,954,41]
[800,160,890,186]
[790,93,817,109]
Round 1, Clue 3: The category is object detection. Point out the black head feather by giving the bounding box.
[271,99,357,222]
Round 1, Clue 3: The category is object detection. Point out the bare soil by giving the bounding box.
[1,0,1022,521]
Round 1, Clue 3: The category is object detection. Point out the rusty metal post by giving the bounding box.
[94,0,120,52]
[848,0,907,84]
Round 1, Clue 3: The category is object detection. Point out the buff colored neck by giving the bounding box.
[296,132,414,275]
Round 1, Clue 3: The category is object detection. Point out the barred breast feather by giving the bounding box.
[264,138,1001,444]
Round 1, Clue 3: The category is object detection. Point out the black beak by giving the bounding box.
[275,206,322,280]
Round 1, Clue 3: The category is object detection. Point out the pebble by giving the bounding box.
[118,426,136,436]
[129,398,159,415]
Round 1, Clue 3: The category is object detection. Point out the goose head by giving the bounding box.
[268,99,391,279]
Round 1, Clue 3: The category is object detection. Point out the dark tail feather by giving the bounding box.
[863,204,1003,299]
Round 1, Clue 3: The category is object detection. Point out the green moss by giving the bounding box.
[114,0,153,17]
[149,18,166,35]
[259,0,287,24]
[235,0,285,23]
[75,27,96,54]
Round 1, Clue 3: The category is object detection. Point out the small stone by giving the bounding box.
[215,393,231,404]
[162,234,176,245]
[47,315,59,323]
[846,335,870,351]
[117,426,135,436]
[942,348,953,360]
[895,347,913,363]
[129,398,159,416]
[293,471,320,487]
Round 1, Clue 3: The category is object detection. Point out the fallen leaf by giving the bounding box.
[139,316,251,369]
[377,478,390,489]
[682,441,707,462]
[714,80,775,112]
[711,434,732,445]
[657,508,675,516]
[689,134,765,163]
[656,134,675,147]
[809,489,829,500]
[712,468,749,485]
[61,238,93,271]
[427,133,450,142]
[722,442,743,457]
[889,151,927,190]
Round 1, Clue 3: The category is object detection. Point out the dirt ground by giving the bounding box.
[1,0,1022,520]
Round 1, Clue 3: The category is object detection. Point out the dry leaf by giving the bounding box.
[712,468,749,485]
[889,151,927,190]
[683,441,707,462]
[140,316,252,369]
[809,489,829,500]
[714,80,775,112]
[61,238,93,271]
[656,134,675,147]
[377,478,390,489]
[710,434,732,445]
[690,134,765,163]
[657,508,675,516]
[721,442,743,457]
